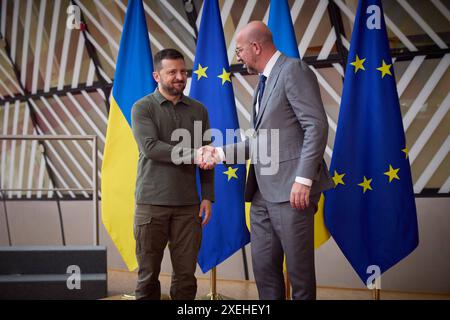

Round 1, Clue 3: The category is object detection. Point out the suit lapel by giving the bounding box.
[254,55,286,130]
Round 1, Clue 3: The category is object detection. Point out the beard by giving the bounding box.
[160,80,186,96]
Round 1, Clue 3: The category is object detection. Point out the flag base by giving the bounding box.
[197,292,233,300]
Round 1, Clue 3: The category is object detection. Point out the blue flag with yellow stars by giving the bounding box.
[324,0,419,285]
[189,0,250,273]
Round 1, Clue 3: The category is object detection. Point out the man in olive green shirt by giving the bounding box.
[131,49,214,300]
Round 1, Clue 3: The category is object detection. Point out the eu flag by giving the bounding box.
[324,0,419,284]
[189,0,250,273]
[101,0,156,270]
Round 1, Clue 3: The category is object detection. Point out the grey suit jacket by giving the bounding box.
[224,54,334,203]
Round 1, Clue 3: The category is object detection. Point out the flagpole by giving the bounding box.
[198,267,233,300]
[373,288,381,300]
[372,275,381,300]
[284,271,291,299]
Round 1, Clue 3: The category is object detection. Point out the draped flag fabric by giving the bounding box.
[268,0,330,248]
[190,0,250,273]
[101,0,156,271]
[324,0,419,284]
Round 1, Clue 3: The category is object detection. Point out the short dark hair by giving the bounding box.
[153,49,184,71]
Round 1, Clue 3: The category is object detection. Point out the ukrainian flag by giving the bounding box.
[101,0,156,271]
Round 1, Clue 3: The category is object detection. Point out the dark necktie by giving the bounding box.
[254,74,267,125]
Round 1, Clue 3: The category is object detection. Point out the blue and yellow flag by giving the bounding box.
[190,0,250,273]
[324,0,419,284]
[101,0,156,271]
[268,0,330,248]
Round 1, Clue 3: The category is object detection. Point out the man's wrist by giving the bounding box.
[295,176,312,187]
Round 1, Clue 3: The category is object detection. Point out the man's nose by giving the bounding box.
[176,72,185,80]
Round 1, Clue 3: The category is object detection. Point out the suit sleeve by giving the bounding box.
[199,107,215,202]
[285,60,329,180]
[131,99,195,164]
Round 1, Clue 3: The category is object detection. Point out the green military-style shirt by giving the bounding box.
[131,89,214,205]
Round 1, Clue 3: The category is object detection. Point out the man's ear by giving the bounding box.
[254,42,263,55]
[153,71,159,83]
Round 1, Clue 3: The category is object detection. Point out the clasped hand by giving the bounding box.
[196,145,220,170]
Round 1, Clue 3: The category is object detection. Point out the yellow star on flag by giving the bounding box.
[358,176,373,193]
[384,165,400,183]
[223,167,238,181]
[377,60,392,78]
[402,147,409,159]
[193,64,208,80]
[332,170,345,187]
[218,68,231,85]
[350,55,366,73]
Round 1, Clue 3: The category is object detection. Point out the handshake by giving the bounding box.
[196,145,221,170]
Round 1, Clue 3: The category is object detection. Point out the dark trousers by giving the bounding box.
[134,204,201,300]
[250,190,320,300]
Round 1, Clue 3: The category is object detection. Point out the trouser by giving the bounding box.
[134,204,201,300]
[250,190,320,300]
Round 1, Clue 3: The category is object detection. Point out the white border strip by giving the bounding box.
[0,0,6,36]
[86,61,96,86]
[1,102,10,189]
[318,27,337,60]
[7,100,20,197]
[26,129,38,198]
[20,0,33,86]
[28,99,90,197]
[71,34,85,88]
[227,0,257,63]
[403,54,450,130]
[397,0,447,49]
[142,1,194,61]
[409,92,450,164]
[31,0,47,94]
[67,93,106,142]
[17,105,30,198]
[439,176,450,193]
[114,0,164,51]
[414,135,450,193]
[57,27,72,90]
[40,96,93,168]
[221,0,234,24]
[298,0,328,58]
[431,0,450,22]
[36,153,47,199]
[396,55,426,98]
[10,0,19,63]
[81,90,108,125]
[44,0,61,92]
[160,0,195,37]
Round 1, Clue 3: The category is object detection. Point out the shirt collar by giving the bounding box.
[154,88,189,106]
[262,50,282,78]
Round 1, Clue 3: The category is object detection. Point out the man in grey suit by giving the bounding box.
[200,21,334,300]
